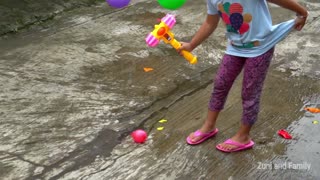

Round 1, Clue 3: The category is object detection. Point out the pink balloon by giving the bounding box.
[239,23,250,34]
[131,129,147,143]
[221,13,230,24]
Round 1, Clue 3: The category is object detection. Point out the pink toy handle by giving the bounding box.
[145,14,176,47]
[161,14,176,28]
[145,33,159,47]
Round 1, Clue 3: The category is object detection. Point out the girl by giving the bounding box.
[179,0,308,152]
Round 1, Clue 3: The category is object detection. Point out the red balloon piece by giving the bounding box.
[131,129,148,143]
[278,129,292,139]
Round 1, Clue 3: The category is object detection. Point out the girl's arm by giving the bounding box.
[267,0,308,30]
[189,14,220,50]
[267,0,308,16]
[178,14,220,53]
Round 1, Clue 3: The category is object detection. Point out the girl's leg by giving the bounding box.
[217,47,275,150]
[189,54,245,142]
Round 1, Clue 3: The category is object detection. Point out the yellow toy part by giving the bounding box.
[149,22,197,64]
[170,38,197,64]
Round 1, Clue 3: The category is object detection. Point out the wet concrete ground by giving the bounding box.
[0,0,319,180]
[0,0,105,35]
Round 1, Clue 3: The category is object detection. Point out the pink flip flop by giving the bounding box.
[186,128,219,145]
[216,139,254,152]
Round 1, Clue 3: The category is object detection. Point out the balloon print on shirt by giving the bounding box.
[218,2,252,35]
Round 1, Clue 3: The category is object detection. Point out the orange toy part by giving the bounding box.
[157,27,166,36]
[305,107,320,113]
[143,67,154,72]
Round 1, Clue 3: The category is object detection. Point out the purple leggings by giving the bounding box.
[209,47,275,125]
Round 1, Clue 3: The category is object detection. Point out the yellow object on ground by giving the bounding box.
[157,127,164,131]
[158,119,167,123]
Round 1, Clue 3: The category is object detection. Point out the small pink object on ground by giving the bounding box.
[131,129,147,143]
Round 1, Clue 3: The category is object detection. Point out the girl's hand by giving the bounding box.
[294,13,308,31]
[177,42,194,56]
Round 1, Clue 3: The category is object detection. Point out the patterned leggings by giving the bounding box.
[208,47,275,125]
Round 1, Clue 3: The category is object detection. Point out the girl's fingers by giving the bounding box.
[296,23,305,31]
[178,48,184,56]
[177,42,185,53]
[294,18,306,31]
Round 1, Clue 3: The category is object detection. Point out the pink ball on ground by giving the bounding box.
[131,129,147,143]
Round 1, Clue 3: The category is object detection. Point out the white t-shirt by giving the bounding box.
[207,0,295,57]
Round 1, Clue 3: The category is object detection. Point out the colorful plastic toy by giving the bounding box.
[145,14,197,64]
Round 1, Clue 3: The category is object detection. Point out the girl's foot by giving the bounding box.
[188,110,219,143]
[186,128,218,145]
[188,124,216,143]
[216,134,251,151]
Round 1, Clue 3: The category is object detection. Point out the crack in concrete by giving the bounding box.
[24,128,119,180]
[0,150,45,167]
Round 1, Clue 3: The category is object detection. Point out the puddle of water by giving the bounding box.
[285,95,320,177]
